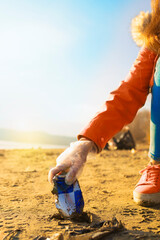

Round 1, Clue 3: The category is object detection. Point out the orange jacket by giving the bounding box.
[78,47,158,151]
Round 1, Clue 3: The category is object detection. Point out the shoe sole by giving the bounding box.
[133,190,160,206]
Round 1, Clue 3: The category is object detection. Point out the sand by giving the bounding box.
[0,145,160,239]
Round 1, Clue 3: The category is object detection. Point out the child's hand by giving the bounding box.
[48,140,96,185]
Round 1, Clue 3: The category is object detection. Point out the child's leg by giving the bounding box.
[149,58,160,161]
[133,58,160,206]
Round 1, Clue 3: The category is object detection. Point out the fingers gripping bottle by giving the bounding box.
[51,173,84,218]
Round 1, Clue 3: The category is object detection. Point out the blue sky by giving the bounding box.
[0,0,151,136]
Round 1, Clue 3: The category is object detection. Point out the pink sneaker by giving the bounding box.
[133,165,160,206]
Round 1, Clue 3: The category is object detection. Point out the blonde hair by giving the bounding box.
[131,0,160,54]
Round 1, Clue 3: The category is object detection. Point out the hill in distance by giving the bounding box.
[0,128,76,147]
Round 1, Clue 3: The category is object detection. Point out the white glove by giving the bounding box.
[48,140,97,185]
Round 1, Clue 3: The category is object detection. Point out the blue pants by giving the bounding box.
[149,57,160,160]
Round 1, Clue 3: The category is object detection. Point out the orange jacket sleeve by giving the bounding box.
[78,47,157,151]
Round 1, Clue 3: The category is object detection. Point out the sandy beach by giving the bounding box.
[0,145,160,239]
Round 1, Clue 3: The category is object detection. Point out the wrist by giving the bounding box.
[78,138,98,153]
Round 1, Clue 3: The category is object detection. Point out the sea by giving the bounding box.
[0,140,67,150]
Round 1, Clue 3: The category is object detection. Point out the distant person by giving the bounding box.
[49,0,160,206]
